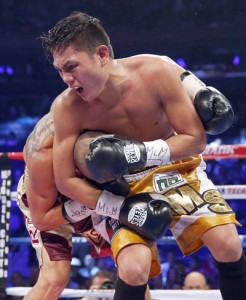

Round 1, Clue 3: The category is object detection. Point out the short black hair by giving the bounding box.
[40,11,114,59]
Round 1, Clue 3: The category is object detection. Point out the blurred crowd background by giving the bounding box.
[0,0,246,294]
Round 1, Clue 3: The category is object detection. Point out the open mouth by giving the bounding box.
[75,87,84,96]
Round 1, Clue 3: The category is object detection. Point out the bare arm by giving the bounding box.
[52,94,102,207]
[24,112,71,231]
[157,60,207,159]
[26,150,68,231]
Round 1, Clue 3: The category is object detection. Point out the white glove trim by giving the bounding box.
[181,71,206,101]
[96,190,124,220]
[144,139,170,167]
[63,200,94,223]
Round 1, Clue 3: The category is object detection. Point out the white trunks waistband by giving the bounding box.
[124,166,159,183]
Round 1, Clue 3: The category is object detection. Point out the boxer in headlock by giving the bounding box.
[16,113,108,300]
[40,11,244,300]
[63,130,172,242]
[17,115,172,300]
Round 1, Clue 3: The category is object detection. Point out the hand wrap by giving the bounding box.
[96,190,172,240]
[62,200,94,223]
[181,70,234,135]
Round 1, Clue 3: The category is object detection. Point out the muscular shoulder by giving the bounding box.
[51,88,84,126]
[124,54,174,71]
[51,88,79,111]
[124,55,179,83]
[24,113,54,161]
[123,54,182,97]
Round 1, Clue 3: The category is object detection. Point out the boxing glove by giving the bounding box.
[181,71,234,135]
[63,191,172,240]
[95,177,130,197]
[96,190,172,240]
[86,135,170,183]
[62,177,130,222]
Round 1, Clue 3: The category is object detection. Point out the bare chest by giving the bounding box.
[81,91,172,141]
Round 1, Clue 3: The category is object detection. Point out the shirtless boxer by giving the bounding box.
[17,114,172,300]
[16,113,110,300]
[17,112,170,300]
[40,11,245,300]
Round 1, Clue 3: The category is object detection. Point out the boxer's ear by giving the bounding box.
[96,45,109,66]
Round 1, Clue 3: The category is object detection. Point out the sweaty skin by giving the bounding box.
[23,112,102,231]
[52,51,206,207]
[38,12,245,300]
[23,113,62,231]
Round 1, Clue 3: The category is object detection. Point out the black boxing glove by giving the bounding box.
[86,135,170,183]
[92,177,130,197]
[181,71,234,135]
[62,177,130,223]
[95,191,172,240]
[62,177,130,222]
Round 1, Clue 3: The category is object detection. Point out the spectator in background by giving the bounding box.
[28,265,40,287]
[0,288,7,300]
[79,254,100,279]
[183,271,210,290]
[186,256,204,274]
[160,250,177,286]
[162,256,186,289]
[174,259,187,287]
[10,271,27,287]
[148,273,164,290]
[233,129,246,144]
[165,267,180,289]
[8,271,28,300]
[82,270,116,300]
[67,257,83,289]
[67,257,92,290]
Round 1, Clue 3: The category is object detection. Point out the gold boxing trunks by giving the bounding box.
[108,155,239,278]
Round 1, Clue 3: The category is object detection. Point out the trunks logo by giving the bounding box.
[124,143,140,164]
[128,206,147,227]
[29,228,39,244]
[153,171,186,193]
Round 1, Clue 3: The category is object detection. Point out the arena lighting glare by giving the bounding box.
[0,65,14,75]
[233,55,240,66]
[6,66,14,75]
[176,58,186,68]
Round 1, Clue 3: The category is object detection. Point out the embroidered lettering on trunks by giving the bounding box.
[153,171,186,193]
[164,184,233,216]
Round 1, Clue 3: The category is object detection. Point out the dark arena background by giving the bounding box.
[0,1,246,299]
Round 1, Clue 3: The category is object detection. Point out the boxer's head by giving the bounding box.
[74,131,106,179]
[41,11,114,59]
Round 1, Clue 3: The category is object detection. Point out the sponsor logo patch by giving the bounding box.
[128,206,147,227]
[153,171,186,193]
[124,143,140,164]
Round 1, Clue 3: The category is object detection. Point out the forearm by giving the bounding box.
[143,132,206,165]
[32,197,95,231]
[165,133,206,162]
[33,205,68,231]
[85,133,206,182]
[56,176,102,209]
